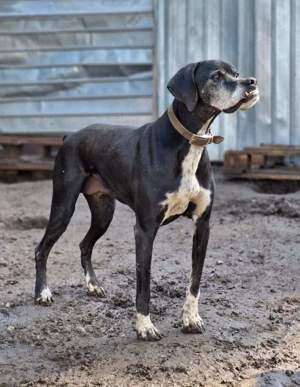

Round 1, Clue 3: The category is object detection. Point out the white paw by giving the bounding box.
[136,313,162,341]
[182,291,204,333]
[35,287,53,305]
[182,312,205,333]
[87,281,105,297]
[85,273,105,297]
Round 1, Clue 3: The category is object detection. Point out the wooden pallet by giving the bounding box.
[224,145,300,180]
[0,133,64,173]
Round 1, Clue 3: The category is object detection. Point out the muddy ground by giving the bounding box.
[0,170,299,386]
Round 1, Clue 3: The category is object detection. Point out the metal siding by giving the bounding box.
[205,0,222,160]
[254,0,272,145]
[290,0,300,145]
[0,14,153,33]
[237,0,254,149]
[0,1,153,17]
[221,0,239,152]
[273,0,290,144]
[155,0,300,160]
[0,0,154,133]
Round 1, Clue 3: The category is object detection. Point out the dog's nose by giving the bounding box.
[246,77,257,86]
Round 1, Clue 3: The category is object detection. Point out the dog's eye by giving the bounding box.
[234,73,239,78]
[212,71,223,82]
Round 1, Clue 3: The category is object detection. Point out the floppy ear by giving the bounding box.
[167,62,200,112]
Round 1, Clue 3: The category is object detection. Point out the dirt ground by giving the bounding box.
[0,170,299,387]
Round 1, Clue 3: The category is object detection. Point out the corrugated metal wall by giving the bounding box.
[1,0,299,162]
[0,0,154,133]
[155,0,300,160]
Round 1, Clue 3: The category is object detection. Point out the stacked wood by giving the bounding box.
[224,145,300,180]
[0,133,64,176]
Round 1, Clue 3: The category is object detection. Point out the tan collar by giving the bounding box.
[167,104,224,146]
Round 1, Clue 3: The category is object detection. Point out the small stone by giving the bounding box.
[216,260,224,265]
[5,302,11,308]
[285,370,294,377]
[7,325,15,332]
[76,326,87,335]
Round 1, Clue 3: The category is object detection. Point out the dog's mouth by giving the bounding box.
[223,86,259,114]
[244,87,259,100]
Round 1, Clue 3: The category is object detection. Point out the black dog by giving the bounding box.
[35,60,259,341]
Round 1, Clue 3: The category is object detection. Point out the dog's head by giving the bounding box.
[167,60,259,113]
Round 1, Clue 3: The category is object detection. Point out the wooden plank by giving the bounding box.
[0,159,54,171]
[224,150,249,174]
[259,144,300,149]
[229,169,300,181]
[243,147,300,156]
[0,135,63,146]
[224,145,300,181]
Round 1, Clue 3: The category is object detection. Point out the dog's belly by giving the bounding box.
[161,145,211,223]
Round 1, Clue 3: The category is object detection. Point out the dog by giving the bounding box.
[34,60,259,341]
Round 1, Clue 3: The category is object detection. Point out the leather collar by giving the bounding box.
[167,104,224,147]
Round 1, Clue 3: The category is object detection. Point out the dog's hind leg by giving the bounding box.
[35,149,85,305]
[80,190,115,297]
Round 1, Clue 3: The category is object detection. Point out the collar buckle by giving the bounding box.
[168,104,224,147]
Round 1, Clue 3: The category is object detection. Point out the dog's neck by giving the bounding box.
[155,99,220,147]
[173,99,219,134]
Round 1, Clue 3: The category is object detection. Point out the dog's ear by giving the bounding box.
[167,63,200,112]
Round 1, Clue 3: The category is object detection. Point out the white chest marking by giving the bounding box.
[161,121,211,223]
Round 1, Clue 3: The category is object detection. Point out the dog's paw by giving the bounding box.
[87,283,106,297]
[136,313,162,341]
[35,287,53,306]
[86,280,106,297]
[85,273,106,297]
[137,325,162,341]
[181,314,205,334]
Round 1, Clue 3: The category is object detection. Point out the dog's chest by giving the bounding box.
[161,144,210,223]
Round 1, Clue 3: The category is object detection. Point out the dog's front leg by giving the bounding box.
[134,221,161,341]
[182,211,211,333]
